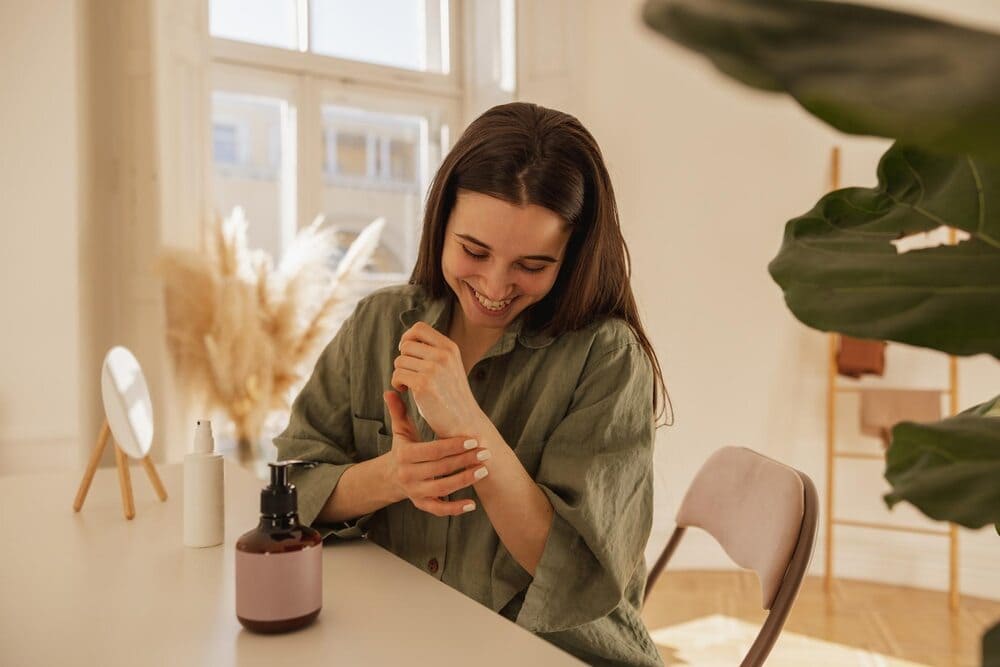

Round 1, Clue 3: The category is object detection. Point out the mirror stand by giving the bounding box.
[73,419,168,520]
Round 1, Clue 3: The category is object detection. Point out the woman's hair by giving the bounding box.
[410,102,671,427]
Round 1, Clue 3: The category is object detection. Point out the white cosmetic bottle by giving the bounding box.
[184,419,225,547]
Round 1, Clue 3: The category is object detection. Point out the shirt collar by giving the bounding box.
[398,290,556,355]
[398,290,452,333]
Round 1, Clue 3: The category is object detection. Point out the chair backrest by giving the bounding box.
[644,446,819,667]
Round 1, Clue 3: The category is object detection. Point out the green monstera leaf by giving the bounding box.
[767,144,1000,358]
[986,622,1000,667]
[642,0,1000,660]
[643,0,1000,357]
[884,395,1000,532]
[641,0,1000,158]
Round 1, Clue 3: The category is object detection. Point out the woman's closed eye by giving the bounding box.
[460,245,547,273]
[461,245,488,260]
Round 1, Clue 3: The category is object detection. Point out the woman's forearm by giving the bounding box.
[314,427,555,576]
[316,454,406,523]
[472,419,554,576]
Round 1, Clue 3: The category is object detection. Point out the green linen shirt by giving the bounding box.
[274,284,663,667]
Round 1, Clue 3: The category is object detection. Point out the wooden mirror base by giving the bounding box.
[73,419,168,520]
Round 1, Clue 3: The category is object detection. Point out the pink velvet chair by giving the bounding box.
[644,446,819,667]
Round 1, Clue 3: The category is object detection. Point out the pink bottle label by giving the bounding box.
[236,545,322,621]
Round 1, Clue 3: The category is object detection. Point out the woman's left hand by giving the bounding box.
[391,322,485,439]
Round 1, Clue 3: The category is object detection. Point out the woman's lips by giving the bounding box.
[464,281,517,317]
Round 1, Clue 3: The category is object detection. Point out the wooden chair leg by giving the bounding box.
[73,420,111,512]
[114,443,136,520]
[141,455,168,501]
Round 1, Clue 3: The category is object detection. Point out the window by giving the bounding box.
[318,101,433,279]
[209,1,461,284]
[210,85,296,263]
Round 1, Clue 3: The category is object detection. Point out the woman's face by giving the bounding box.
[441,189,571,333]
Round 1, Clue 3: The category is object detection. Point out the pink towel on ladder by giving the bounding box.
[860,389,943,448]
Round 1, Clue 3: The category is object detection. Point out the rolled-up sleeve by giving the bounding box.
[502,341,655,633]
[273,311,373,540]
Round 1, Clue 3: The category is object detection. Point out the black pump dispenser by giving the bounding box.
[260,460,316,517]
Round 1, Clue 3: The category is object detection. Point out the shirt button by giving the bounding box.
[427,558,439,573]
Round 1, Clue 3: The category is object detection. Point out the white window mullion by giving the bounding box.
[365,132,378,180]
[296,0,309,53]
[210,38,462,100]
[460,0,515,125]
[280,97,298,252]
[297,74,322,231]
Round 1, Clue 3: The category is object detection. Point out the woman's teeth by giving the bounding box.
[472,287,513,311]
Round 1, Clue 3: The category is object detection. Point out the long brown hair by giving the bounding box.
[410,102,671,427]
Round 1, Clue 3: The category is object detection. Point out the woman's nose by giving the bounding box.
[481,265,513,300]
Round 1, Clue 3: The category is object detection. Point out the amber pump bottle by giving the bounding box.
[236,460,322,633]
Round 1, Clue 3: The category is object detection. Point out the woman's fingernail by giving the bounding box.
[476,450,491,461]
[462,502,476,513]
[464,439,477,450]
[474,467,489,480]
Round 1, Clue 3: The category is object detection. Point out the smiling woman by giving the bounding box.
[275,102,671,667]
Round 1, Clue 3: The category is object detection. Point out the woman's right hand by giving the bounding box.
[383,390,491,517]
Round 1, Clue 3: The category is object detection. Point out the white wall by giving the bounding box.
[574,0,1000,598]
[0,1,81,474]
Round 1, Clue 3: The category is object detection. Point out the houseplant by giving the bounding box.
[642,0,1000,661]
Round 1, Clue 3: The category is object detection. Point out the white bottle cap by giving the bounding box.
[194,420,214,454]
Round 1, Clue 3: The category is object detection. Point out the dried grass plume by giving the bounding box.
[155,208,383,465]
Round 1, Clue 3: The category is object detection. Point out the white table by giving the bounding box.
[0,460,581,666]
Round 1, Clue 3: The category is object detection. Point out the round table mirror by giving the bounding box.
[100,346,154,459]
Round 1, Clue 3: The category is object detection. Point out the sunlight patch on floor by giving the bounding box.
[649,614,928,667]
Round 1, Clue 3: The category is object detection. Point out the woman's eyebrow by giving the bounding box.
[454,233,559,263]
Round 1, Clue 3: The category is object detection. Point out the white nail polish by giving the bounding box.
[462,503,476,513]
[463,439,477,450]
[476,450,492,461]
[474,467,489,480]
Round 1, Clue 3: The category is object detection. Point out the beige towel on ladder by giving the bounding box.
[860,389,943,448]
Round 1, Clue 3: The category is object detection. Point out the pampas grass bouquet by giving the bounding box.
[156,208,383,470]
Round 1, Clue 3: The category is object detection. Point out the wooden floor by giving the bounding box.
[641,571,1000,667]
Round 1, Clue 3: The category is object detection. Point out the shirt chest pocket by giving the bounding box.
[351,414,393,458]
